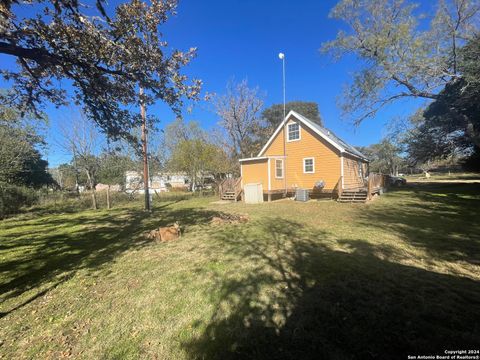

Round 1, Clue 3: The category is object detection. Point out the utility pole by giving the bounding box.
[278,52,287,196]
[140,86,151,211]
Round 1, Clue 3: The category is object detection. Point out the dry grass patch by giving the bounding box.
[1,183,479,359]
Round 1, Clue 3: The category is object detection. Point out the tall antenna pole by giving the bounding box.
[140,86,151,211]
[279,52,287,196]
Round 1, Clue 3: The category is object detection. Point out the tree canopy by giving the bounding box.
[358,139,405,175]
[0,0,201,141]
[405,34,480,169]
[98,153,136,187]
[0,119,53,188]
[262,101,323,129]
[322,0,480,124]
[257,101,323,145]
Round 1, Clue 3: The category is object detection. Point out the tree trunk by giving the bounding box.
[140,86,150,212]
[106,184,111,210]
[91,190,97,210]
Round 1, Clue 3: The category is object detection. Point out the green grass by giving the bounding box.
[1,182,480,359]
[406,171,480,181]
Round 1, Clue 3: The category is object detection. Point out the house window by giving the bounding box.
[287,123,300,141]
[275,159,284,178]
[303,158,315,173]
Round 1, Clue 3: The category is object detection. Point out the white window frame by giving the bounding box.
[275,159,284,179]
[303,157,315,174]
[287,122,301,142]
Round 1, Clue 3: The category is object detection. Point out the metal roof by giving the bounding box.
[292,111,369,161]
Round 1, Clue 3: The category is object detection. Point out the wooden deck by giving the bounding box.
[219,173,388,203]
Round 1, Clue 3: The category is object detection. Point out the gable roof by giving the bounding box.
[258,110,369,161]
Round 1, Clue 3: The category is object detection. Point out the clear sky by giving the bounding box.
[1,0,430,167]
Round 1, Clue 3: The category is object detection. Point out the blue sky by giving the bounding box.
[1,0,431,167]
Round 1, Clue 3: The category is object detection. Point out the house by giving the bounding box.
[95,183,121,192]
[125,171,168,194]
[159,172,190,190]
[125,171,190,194]
[238,110,371,201]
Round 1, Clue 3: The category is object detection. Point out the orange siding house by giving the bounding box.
[240,110,369,200]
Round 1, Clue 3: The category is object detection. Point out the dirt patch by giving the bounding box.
[210,213,249,226]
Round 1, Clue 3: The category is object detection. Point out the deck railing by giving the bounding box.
[219,177,242,201]
[367,173,387,199]
[333,176,343,199]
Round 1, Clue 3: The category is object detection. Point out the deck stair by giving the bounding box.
[219,177,242,201]
[338,190,368,203]
[221,191,237,201]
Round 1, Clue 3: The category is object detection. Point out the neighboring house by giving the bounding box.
[239,110,369,200]
[125,171,168,194]
[160,173,190,189]
[95,183,121,192]
[125,171,190,193]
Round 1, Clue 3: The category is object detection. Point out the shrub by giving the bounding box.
[0,184,39,219]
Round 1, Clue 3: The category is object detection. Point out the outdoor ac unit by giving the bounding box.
[295,188,309,202]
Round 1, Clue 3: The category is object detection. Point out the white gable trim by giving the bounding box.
[257,110,345,156]
[239,156,268,162]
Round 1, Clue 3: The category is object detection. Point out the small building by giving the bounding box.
[238,110,370,201]
[125,171,167,194]
[159,173,190,190]
[125,171,190,193]
[95,183,121,192]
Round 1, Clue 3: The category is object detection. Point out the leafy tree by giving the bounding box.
[97,153,135,208]
[168,139,215,191]
[1,0,201,141]
[162,117,206,155]
[322,0,480,124]
[405,34,480,169]
[258,101,323,145]
[50,163,82,191]
[213,79,264,158]
[0,109,53,187]
[358,139,405,175]
[262,101,323,129]
[165,119,233,193]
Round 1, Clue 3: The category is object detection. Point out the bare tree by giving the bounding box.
[61,113,102,209]
[213,79,264,158]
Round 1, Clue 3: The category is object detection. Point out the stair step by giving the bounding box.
[338,190,368,203]
[222,195,237,199]
[341,195,367,198]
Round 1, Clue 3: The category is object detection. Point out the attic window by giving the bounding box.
[287,123,300,141]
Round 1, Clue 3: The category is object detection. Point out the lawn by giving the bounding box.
[1,182,480,359]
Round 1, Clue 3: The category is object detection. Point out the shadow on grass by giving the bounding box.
[359,182,480,265]
[0,201,222,317]
[183,218,480,360]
